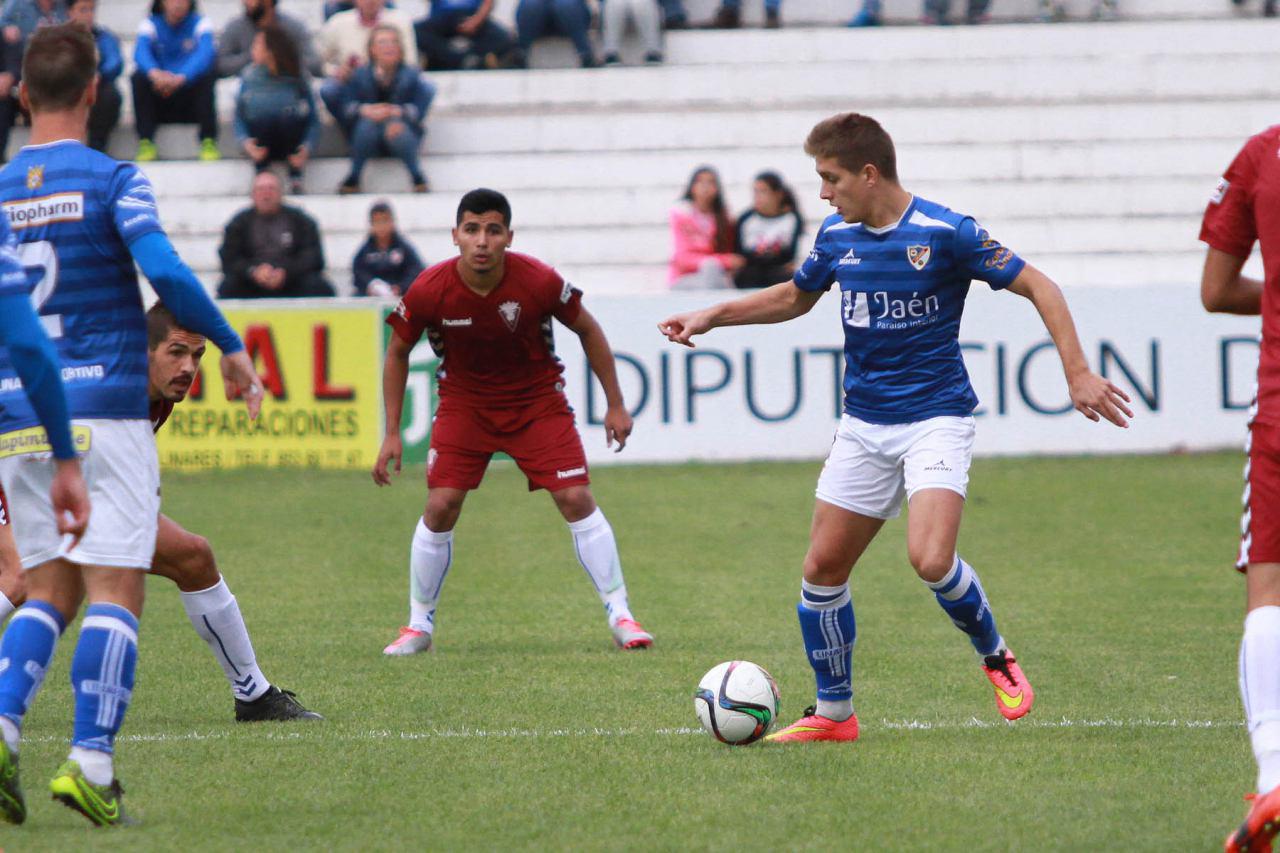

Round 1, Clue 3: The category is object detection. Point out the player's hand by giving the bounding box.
[221,350,264,419]
[604,403,632,453]
[373,434,402,486]
[1068,370,1133,428]
[50,458,90,549]
[657,310,713,348]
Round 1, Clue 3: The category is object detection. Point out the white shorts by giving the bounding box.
[0,419,159,570]
[815,414,976,520]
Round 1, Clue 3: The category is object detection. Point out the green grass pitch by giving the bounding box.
[5,452,1255,849]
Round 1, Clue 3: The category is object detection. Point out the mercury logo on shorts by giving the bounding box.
[556,467,586,479]
[924,459,952,472]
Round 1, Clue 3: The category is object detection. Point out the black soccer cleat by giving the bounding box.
[234,686,323,723]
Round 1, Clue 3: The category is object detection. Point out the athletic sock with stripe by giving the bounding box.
[798,580,855,721]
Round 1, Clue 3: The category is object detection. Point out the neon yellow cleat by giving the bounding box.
[50,760,133,827]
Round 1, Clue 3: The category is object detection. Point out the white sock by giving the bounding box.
[181,578,269,702]
[68,746,112,786]
[567,508,633,625]
[1242,606,1280,794]
[0,592,14,623]
[409,519,452,633]
[0,717,18,753]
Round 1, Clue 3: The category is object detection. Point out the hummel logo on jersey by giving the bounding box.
[838,248,861,266]
[906,245,932,270]
[556,466,587,479]
[1210,177,1229,205]
[498,300,521,331]
[442,317,472,326]
[924,459,951,472]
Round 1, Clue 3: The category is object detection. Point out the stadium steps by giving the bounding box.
[95,0,1253,37]
[39,15,1273,295]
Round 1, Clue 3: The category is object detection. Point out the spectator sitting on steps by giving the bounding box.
[217,0,322,79]
[352,200,425,297]
[234,25,319,194]
[218,172,334,298]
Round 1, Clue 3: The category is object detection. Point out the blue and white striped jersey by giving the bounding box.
[794,196,1026,424]
[0,140,164,432]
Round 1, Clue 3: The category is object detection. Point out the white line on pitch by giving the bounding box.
[15,717,1240,746]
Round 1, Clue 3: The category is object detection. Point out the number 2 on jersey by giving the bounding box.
[19,240,60,338]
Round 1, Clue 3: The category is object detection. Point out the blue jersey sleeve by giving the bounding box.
[0,232,74,459]
[107,164,164,245]
[954,218,1025,290]
[131,233,243,356]
[793,221,837,292]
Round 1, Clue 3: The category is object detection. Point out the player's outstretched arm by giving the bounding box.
[373,333,413,485]
[1008,264,1133,428]
[566,306,631,452]
[1201,247,1263,315]
[130,232,261,416]
[657,281,823,348]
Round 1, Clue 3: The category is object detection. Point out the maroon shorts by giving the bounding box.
[427,396,590,493]
[1241,420,1280,570]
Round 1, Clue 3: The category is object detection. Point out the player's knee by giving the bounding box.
[0,569,26,606]
[172,534,220,592]
[424,498,463,532]
[908,548,953,583]
[552,487,596,522]
[802,550,851,586]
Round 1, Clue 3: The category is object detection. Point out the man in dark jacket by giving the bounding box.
[217,172,334,298]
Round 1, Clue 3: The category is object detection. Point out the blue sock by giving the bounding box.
[928,556,1003,656]
[797,580,855,719]
[71,603,139,755]
[0,601,66,739]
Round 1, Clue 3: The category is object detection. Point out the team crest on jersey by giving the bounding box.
[906,245,932,271]
[498,300,521,331]
[24,166,42,190]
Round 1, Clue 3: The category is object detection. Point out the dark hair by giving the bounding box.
[150,0,198,15]
[259,23,300,78]
[21,25,97,112]
[682,166,734,254]
[147,302,184,350]
[804,113,897,181]
[369,200,393,219]
[754,171,800,218]
[456,188,511,227]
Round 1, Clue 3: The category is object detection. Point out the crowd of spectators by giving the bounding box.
[0,0,1261,296]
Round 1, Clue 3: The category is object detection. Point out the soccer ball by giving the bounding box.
[693,661,780,746]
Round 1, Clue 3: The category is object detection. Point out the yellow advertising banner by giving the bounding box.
[155,305,384,471]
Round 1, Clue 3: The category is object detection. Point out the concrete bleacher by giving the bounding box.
[61,3,1280,295]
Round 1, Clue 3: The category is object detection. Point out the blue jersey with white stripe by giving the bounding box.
[0,140,164,432]
[794,196,1026,424]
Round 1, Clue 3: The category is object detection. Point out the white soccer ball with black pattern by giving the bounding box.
[693,661,780,746]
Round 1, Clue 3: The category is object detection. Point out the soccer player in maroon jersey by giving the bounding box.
[373,188,654,654]
[0,305,321,723]
[1202,125,1280,852]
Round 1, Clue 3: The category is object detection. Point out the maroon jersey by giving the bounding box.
[150,397,175,433]
[1201,125,1280,424]
[387,252,584,407]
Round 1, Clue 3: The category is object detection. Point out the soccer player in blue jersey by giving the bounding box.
[659,113,1132,742]
[0,25,261,825]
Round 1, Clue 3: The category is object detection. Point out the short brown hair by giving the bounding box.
[147,302,184,350]
[804,113,898,181]
[366,24,403,62]
[22,24,98,112]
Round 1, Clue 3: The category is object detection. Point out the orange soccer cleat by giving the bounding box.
[1226,789,1280,853]
[383,627,433,656]
[765,706,860,744]
[982,648,1034,721]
